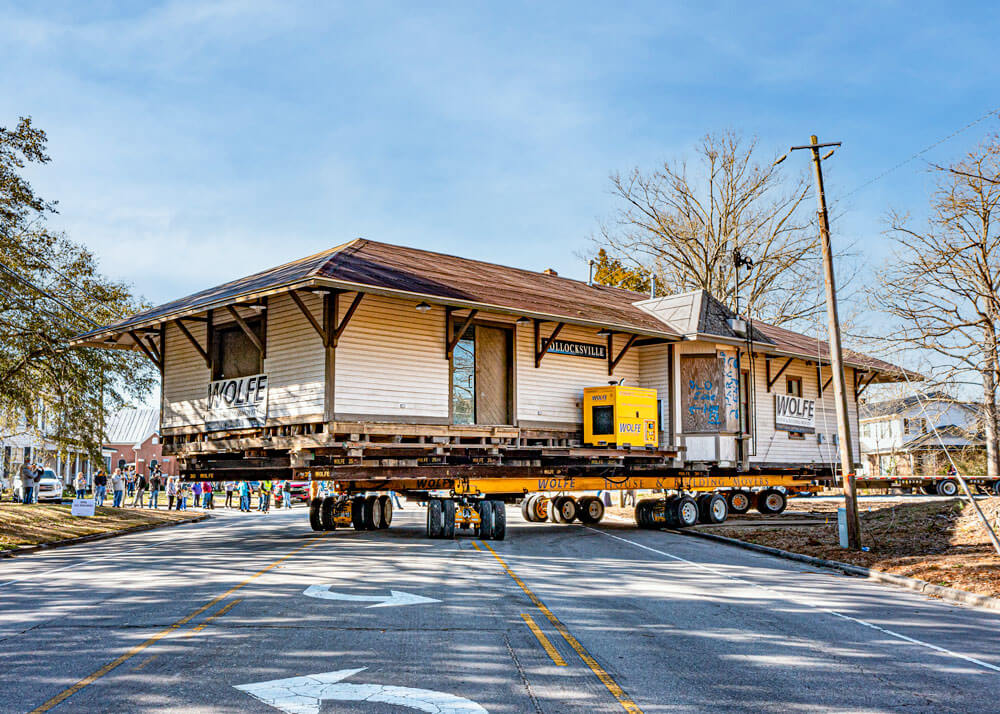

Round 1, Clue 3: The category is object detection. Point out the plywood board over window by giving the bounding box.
[212,318,264,380]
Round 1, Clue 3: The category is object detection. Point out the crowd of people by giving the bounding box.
[5,461,301,512]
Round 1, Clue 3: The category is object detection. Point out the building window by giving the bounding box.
[212,318,264,381]
[786,376,804,440]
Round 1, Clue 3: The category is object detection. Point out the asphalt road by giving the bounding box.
[1,504,998,713]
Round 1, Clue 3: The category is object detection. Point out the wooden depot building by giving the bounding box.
[70,239,911,493]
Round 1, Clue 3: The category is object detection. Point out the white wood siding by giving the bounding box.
[637,343,672,446]
[264,292,325,420]
[516,325,639,425]
[334,294,450,419]
[162,321,210,429]
[747,351,860,466]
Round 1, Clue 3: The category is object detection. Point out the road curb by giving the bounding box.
[670,527,1000,612]
[0,513,210,558]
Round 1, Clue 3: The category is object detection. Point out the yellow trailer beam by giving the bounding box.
[453,473,816,495]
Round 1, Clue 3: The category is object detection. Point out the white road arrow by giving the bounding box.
[235,668,488,714]
[302,584,440,608]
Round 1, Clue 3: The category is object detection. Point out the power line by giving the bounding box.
[0,261,100,328]
[842,106,1000,200]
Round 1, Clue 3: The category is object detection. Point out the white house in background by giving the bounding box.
[1,407,92,488]
[859,392,983,476]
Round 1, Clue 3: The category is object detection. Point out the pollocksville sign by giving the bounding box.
[547,340,607,359]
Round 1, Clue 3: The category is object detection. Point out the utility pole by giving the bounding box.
[789,135,861,550]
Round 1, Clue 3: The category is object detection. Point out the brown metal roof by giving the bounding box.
[71,239,681,342]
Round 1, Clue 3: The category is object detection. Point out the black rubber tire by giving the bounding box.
[921,484,938,496]
[634,500,648,528]
[936,479,959,497]
[661,496,678,528]
[727,490,752,514]
[756,488,787,515]
[361,495,379,529]
[442,499,456,539]
[577,496,605,524]
[549,496,567,524]
[674,495,699,528]
[351,498,366,530]
[309,497,323,531]
[992,480,1000,496]
[491,500,506,541]
[427,499,443,538]
[556,496,578,523]
[320,496,337,531]
[520,496,534,522]
[702,493,729,524]
[477,499,495,539]
[377,495,392,528]
[696,494,714,523]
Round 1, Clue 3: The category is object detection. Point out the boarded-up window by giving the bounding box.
[680,355,724,433]
[212,319,263,381]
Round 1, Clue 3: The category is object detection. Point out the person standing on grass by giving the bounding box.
[93,470,107,507]
[74,471,87,499]
[206,481,216,509]
[148,469,162,509]
[192,481,202,508]
[125,468,135,498]
[19,462,35,504]
[111,469,125,508]
[225,481,235,509]
[132,471,147,507]
[166,474,178,510]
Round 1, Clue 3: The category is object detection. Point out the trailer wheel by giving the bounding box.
[377,495,392,528]
[726,490,752,514]
[921,484,937,496]
[320,496,337,531]
[634,500,649,528]
[309,497,323,531]
[427,499,443,538]
[992,480,1000,496]
[477,500,495,539]
[491,500,506,541]
[531,495,548,521]
[577,496,605,524]
[555,496,578,523]
[351,498,366,530]
[756,489,787,515]
[549,496,567,523]
[700,493,728,524]
[520,496,534,522]
[442,499,456,539]
[675,496,699,528]
[936,479,959,497]
[362,495,381,529]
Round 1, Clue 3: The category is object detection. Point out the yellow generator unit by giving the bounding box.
[583,386,658,448]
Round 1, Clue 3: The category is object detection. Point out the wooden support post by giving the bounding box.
[290,290,328,345]
[608,333,638,376]
[324,292,336,422]
[766,357,794,391]
[174,319,210,367]
[534,320,565,368]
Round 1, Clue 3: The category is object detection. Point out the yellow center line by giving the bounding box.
[30,535,327,713]
[187,597,243,635]
[481,542,643,714]
[130,653,159,672]
[470,541,482,551]
[520,613,567,666]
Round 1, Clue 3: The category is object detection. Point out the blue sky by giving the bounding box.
[2,0,998,313]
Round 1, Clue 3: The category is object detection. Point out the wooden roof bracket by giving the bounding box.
[128,329,162,371]
[174,318,210,368]
[855,369,878,401]
[290,289,328,345]
[816,363,833,396]
[766,356,794,392]
[329,291,365,348]
[608,333,639,376]
[534,319,565,368]
[225,305,264,357]
[446,308,479,359]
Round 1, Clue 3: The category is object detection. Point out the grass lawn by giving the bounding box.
[0,503,203,551]
[709,498,1000,598]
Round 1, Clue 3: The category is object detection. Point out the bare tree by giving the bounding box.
[594,132,822,327]
[877,136,1000,479]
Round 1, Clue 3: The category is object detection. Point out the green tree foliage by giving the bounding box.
[591,249,651,293]
[1,117,155,462]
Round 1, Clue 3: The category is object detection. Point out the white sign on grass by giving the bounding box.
[71,498,96,516]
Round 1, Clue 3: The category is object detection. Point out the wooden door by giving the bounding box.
[475,325,510,425]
